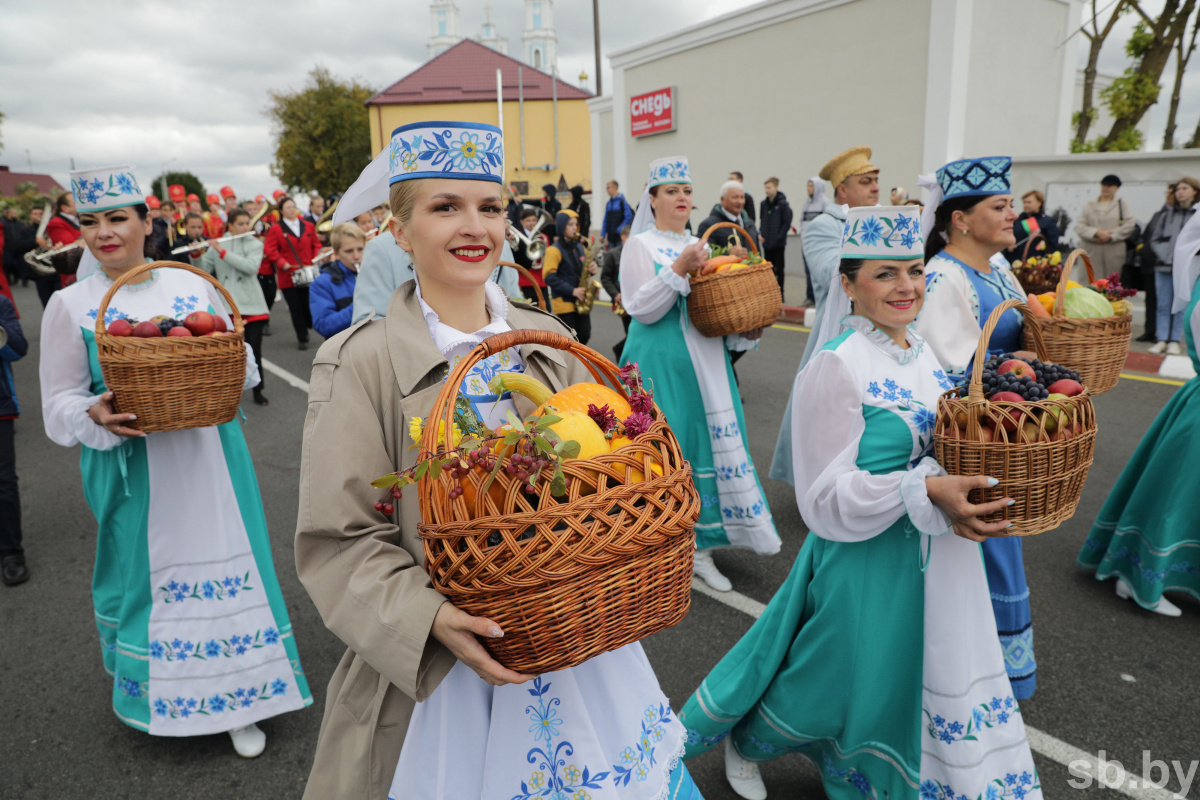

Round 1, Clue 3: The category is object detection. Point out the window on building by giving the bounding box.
[532,47,542,69]
[532,1,541,29]
[437,9,446,35]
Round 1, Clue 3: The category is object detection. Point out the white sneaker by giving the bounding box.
[1167,342,1182,356]
[694,548,732,592]
[1116,578,1182,617]
[1149,341,1167,354]
[229,723,267,758]
[725,737,768,800]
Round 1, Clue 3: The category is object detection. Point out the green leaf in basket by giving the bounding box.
[533,436,556,455]
[480,450,507,500]
[533,414,562,430]
[459,437,482,453]
[503,430,523,446]
[550,465,566,497]
[414,461,428,480]
[555,439,581,460]
[370,474,400,489]
[505,409,524,430]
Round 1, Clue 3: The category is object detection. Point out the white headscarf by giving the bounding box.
[918,172,943,247]
[1172,209,1200,314]
[629,184,655,237]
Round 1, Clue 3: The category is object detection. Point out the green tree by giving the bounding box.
[266,66,374,198]
[147,170,206,204]
[1162,9,1198,148]
[1073,0,1131,152]
[1,181,53,219]
[1098,0,1197,151]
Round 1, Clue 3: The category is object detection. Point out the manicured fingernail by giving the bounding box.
[1007,499,1015,506]
[1004,522,1013,528]
[986,477,999,487]
[488,626,503,638]
[129,414,137,420]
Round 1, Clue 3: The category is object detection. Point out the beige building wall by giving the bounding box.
[588,96,615,235]
[368,99,592,197]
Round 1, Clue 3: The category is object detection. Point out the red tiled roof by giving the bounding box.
[368,39,592,106]
[0,166,64,197]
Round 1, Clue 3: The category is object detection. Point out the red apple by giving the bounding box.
[184,310,215,337]
[133,321,163,338]
[1046,379,1083,397]
[977,422,997,443]
[166,326,192,337]
[108,318,134,337]
[212,316,227,333]
[997,359,1036,380]
[989,391,1025,432]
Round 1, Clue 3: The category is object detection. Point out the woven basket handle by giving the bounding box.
[422,329,626,457]
[967,299,1048,403]
[1051,249,1096,317]
[695,221,760,256]
[94,260,245,337]
[496,260,547,312]
[1020,232,1045,262]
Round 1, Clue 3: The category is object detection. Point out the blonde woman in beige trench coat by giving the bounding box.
[294,120,704,800]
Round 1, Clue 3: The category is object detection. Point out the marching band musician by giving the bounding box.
[509,206,547,304]
[39,190,83,295]
[541,209,596,345]
[263,195,320,350]
[353,211,375,234]
[167,184,187,216]
[204,194,226,238]
[187,193,203,215]
[221,185,238,217]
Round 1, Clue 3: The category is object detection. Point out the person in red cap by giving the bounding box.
[187,194,202,215]
[144,195,161,218]
[220,184,237,210]
[203,195,226,238]
[167,184,186,206]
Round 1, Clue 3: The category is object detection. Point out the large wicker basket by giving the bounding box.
[497,260,547,311]
[934,299,1097,536]
[688,221,782,337]
[417,329,701,674]
[95,261,247,433]
[1022,249,1131,395]
[1012,234,1060,296]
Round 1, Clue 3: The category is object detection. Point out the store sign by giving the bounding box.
[630,87,676,138]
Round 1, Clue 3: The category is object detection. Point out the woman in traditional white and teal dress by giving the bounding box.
[912,157,1038,701]
[1077,210,1200,617]
[679,205,1043,800]
[38,166,312,757]
[619,156,780,593]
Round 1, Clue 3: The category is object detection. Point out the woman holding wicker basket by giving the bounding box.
[680,204,1042,800]
[913,156,1039,702]
[38,166,312,757]
[618,156,780,593]
[295,122,702,800]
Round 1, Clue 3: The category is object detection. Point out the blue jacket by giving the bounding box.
[601,194,634,241]
[0,294,27,417]
[310,261,358,339]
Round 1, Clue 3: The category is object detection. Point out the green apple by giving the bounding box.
[1042,393,1069,434]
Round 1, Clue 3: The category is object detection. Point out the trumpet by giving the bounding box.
[169,231,257,255]
[247,197,276,231]
[315,199,340,234]
[575,236,604,315]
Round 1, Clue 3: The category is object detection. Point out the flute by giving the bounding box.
[169,231,257,255]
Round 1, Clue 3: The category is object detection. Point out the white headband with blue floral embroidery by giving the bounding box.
[840,205,923,260]
[70,165,145,214]
[333,121,505,225]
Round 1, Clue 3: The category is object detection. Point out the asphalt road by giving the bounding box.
[1,279,1196,800]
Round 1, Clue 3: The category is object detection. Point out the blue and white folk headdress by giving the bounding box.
[70,165,145,214]
[333,121,505,225]
[840,205,923,260]
[631,156,691,236]
[935,156,1011,200]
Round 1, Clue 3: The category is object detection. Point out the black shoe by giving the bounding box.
[253,390,269,406]
[298,340,309,351]
[1136,332,1157,342]
[2,554,29,586]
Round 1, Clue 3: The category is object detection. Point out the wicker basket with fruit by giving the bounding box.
[1012,245,1062,296]
[1021,249,1132,395]
[94,261,246,433]
[373,329,700,674]
[934,299,1097,537]
[687,221,783,337]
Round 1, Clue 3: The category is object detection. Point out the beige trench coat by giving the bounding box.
[295,282,592,800]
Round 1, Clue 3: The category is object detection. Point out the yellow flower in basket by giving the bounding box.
[408,416,464,447]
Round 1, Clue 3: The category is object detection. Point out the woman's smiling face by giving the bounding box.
[391,179,505,292]
[845,259,926,332]
[80,207,151,269]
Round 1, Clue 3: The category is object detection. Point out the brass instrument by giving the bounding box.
[506,207,552,264]
[23,201,59,278]
[247,197,276,231]
[169,230,257,255]
[315,199,340,234]
[575,236,604,315]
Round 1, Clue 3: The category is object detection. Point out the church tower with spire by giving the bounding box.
[428,0,461,58]
[475,6,508,54]
[521,0,557,72]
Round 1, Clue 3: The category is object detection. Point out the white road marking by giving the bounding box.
[264,353,1178,799]
[262,359,310,393]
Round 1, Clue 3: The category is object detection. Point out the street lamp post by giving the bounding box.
[159,157,177,201]
[592,0,602,96]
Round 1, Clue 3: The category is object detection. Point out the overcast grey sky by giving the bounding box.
[1,0,1196,200]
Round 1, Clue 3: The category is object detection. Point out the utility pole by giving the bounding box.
[592,0,602,96]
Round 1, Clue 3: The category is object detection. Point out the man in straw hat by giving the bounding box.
[769,145,880,486]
